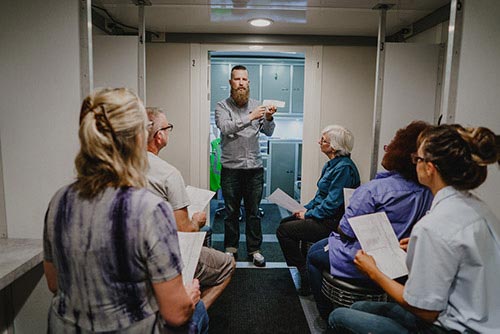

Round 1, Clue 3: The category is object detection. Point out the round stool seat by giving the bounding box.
[321,270,387,309]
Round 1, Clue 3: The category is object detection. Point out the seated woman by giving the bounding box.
[307,121,433,319]
[277,125,360,295]
[43,88,208,333]
[329,124,500,333]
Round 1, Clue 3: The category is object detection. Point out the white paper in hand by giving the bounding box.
[177,231,206,285]
[263,99,285,108]
[343,188,355,211]
[267,188,305,213]
[348,212,408,279]
[185,186,215,219]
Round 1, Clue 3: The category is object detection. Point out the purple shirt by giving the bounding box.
[328,171,433,280]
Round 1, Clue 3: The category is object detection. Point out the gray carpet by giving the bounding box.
[207,268,310,334]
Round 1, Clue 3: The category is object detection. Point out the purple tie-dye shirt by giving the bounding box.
[43,185,182,332]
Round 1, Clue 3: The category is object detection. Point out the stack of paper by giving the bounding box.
[177,231,206,285]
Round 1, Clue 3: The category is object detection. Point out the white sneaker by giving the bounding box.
[225,252,238,261]
[252,252,266,267]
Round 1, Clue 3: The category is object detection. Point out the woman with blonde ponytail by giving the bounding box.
[329,124,500,334]
[43,88,208,333]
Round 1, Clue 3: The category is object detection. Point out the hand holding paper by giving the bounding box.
[268,188,305,213]
[185,186,215,220]
[348,212,408,279]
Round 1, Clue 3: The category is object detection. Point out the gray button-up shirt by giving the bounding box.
[215,97,275,169]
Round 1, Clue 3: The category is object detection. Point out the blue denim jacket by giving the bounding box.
[328,171,433,280]
[304,156,360,220]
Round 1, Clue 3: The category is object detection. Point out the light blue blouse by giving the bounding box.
[404,186,500,333]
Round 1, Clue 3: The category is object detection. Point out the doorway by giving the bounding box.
[209,51,305,204]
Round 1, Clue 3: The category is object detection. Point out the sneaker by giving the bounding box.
[251,252,266,267]
[225,252,238,261]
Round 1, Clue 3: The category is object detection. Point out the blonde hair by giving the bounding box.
[74,88,149,198]
[322,125,354,156]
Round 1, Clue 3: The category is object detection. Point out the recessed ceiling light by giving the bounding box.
[249,45,263,50]
[248,18,273,27]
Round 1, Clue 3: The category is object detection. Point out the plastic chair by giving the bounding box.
[321,270,387,309]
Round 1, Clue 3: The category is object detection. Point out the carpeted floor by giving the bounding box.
[212,240,285,262]
[210,202,284,234]
[207,268,310,334]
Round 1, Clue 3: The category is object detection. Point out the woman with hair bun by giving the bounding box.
[330,124,500,333]
[43,88,208,333]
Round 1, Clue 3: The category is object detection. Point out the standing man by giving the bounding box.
[146,107,235,309]
[215,65,277,267]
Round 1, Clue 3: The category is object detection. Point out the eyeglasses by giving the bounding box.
[411,153,425,164]
[154,123,173,137]
[320,137,330,145]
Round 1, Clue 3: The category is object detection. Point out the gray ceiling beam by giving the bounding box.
[388,3,451,42]
[155,33,377,46]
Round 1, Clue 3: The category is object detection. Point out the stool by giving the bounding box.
[321,271,387,309]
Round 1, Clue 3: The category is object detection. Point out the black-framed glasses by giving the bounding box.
[154,124,174,137]
[411,153,425,164]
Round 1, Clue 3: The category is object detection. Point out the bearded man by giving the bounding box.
[214,65,277,267]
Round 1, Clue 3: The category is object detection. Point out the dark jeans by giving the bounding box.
[307,238,382,320]
[329,301,457,334]
[220,167,264,255]
[276,216,335,271]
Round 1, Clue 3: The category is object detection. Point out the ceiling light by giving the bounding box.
[249,18,273,27]
[249,45,263,50]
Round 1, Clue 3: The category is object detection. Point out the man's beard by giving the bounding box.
[231,86,250,106]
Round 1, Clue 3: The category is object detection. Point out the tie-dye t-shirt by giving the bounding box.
[43,185,183,332]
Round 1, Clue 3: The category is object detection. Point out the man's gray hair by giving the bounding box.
[146,107,166,143]
[322,125,354,156]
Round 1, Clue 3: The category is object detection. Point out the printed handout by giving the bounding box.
[177,231,206,285]
[185,186,215,219]
[267,188,305,213]
[262,99,286,108]
[348,212,408,279]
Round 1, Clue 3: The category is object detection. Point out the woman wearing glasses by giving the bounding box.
[277,125,361,295]
[43,88,208,333]
[330,124,500,333]
[307,121,433,320]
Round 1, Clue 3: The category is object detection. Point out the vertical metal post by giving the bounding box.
[138,4,146,104]
[79,0,93,100]
[440,0,463,124]
[369,7,387,180]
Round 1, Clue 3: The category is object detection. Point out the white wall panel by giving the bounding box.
[454,0,500,218]
[320,46,376,183]
[146,43,192,183]
[377,43,440,171]
[0,0,80,239]
[93,36,138,93]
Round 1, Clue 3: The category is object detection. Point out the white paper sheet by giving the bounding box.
[262,99,286,108]
[185,186,215,219]
[343,188,356,211]
[177,231,206,285]
[348,212,408,279]
[267,188,305,213]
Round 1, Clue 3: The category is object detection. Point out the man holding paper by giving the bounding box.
[146,107,234,308]
[215,65,278,267]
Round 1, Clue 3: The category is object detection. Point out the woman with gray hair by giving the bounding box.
[43,88,208,333]
[277,125,360,295]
